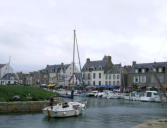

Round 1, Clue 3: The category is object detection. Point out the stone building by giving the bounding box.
[128,61,167,90]
[82,55,125,88]
[45,63,79,87]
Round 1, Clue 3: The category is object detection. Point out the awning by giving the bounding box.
[163,84,167,89]
[48,83,56,87]
[96,85,120,89]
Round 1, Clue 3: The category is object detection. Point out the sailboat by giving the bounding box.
[58,29,84,98]
[42,30,86,118]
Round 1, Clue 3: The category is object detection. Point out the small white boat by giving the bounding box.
[140,91,160,102]
[107,91,122,99]
[87,91,98,97]
[43,102,86,118]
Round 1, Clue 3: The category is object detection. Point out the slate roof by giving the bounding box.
[0,64,6,69]
[83,60,107,69]
[1,73,19,80]
[46,64,70,73]
[129,62,167,73]
[107,64,122,73]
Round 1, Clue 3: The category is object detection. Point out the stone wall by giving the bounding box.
[0,98,63,113]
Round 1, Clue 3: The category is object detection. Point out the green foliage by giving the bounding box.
[132,83,138,90]
[0,85,58,102]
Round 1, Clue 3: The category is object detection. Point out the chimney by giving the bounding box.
[132,61,136,66]
[61,62,64,66]
[87,58,90,63]
[107,56,112,63]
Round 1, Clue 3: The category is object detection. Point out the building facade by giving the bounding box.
[0,73,19,85]
[82,56,124,88]
[128,61,167,89]
[45,63,79,86]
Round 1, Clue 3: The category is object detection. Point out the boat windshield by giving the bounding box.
[153,93,158,96]
[146,92,152,97]
[131,93,136,97]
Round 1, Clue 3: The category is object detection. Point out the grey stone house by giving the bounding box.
[82,55,126,89]
[128,61,167,90]
[45,63,79,86]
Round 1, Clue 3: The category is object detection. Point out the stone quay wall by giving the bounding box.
[0,98,63,113]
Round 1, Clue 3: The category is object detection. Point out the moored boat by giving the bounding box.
[43,102,86,118]
[140,91,160,102]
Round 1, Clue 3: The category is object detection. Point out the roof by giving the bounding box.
[46,64,70,73]
[0,73,19,80]
[83,60,107,68]
[83,56,112,70]
[107,64,122,73]
[0,64,6,69]
[129,61,167,73]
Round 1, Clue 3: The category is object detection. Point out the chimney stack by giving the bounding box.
[107,56,112,63]
[86,58,90,63]
[132,61,136,66]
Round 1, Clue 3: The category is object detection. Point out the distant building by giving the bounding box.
[0,63,13,79]
[17,72,29,85]
[45,63,79,87]
[82,55,125,89]
[69,73,82,86]
[0,73,19,85]
[128,61,167,90]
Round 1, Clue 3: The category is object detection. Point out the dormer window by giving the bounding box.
[153,68,156,72]
[158,67,162,73]
[99,66,102,70]
[135,69,138,73]
[142,69,145,73]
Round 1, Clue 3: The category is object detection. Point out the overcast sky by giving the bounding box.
[0,0,167,73]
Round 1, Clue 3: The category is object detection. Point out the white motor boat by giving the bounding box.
[140,91,160,102]
[43,102,86,118]
[107,91,122,99]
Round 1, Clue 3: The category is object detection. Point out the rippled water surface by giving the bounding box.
[0,97,167,128]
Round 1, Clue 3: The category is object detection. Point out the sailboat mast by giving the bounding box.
[72,30,76,87]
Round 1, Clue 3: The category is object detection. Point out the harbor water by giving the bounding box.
[0,97,167,128]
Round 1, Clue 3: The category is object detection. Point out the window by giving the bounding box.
[147,92,152,97]
[93,81,95,86]
[113,81,115,85]
[113,74,115,79]
[117,74,119,79]
[105,74,108,79]
[142,69,145,73]
[88,81,90,85]
[153,68,156,72]
[158,68,162,73]
[99,81,101,85]
[83,74,85,79]
[88,73,91,80]
[117,81,119,85]
[133,76,139,83]
[99,73,101,79]
[93,73,96,79]
[135,69,138,73]
[105,81,108,85]
[109,75,111,79]
[140,76,146,83]
[109,81,111,85]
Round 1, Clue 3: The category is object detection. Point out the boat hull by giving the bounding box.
[43,108,82,118]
